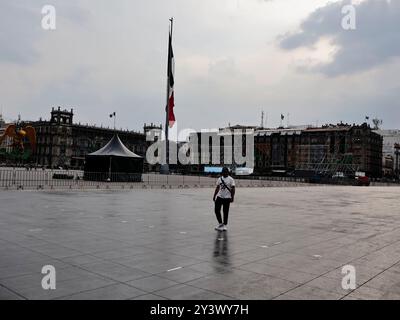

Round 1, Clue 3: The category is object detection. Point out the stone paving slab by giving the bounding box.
[1,186,400,300]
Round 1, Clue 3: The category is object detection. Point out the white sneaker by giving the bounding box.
[215,224,224,231]
[222,225,228,231]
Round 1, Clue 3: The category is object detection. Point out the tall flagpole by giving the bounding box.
[162,18,173,174]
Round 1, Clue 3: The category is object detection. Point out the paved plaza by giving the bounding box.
[1,186,400,300]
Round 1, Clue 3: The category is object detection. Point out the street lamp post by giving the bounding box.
[395,143,400,181]
[394,143,400,180]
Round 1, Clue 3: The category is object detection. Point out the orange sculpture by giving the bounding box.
[0,124,37,153]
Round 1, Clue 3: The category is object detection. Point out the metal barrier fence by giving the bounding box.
[0,168,309,190]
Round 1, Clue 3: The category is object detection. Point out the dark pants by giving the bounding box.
[214,197,231,225]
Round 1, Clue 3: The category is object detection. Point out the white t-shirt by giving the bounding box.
[216,176,235,199]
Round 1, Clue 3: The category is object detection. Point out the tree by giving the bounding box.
[372,118,383,130]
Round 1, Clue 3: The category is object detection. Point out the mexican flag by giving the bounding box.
[167,30,175,128]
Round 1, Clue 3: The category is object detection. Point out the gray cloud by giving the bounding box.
[0,2,41,65]
[0,1,88,65]
[279,0,400,76]
[0,0,399,133]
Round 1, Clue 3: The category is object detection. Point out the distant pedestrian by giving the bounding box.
[213,167,235,231]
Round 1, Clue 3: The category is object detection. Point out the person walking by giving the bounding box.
[213,167,235,231]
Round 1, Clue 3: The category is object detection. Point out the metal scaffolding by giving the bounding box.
[296,153,360,176]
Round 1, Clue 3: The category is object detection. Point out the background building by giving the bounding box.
[182,123,382,178]
[187,125,256,174]
[0,113,5,128]
[0,114,6,150]
[382,155,394,178]
[255,123,382,178]
[0,114,23,158]
[19,107,160,169]
[0,108,387,178]
[255,126,305,175]
[374,129,400,178]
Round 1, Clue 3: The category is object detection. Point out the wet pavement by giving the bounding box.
[1,186,400,300]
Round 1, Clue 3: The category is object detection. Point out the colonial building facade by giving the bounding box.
[186,125,256,174]
[374,129,400,178]
[23,107,160,169]
[254,123,383,178]
[180,123,382,177]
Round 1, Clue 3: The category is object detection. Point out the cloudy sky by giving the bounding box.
[0,0,399,133]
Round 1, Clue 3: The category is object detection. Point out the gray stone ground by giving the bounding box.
[1,186,400,300]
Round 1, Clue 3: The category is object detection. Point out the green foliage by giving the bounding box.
[0,148,33,163]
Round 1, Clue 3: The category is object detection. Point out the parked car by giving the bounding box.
[355,175,370,186]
